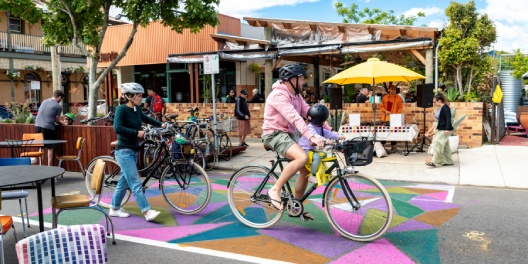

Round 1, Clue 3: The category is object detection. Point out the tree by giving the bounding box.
[334,2,424,25]
[512,49,528,83]
[1,0,219,119]
[438,0,496,97]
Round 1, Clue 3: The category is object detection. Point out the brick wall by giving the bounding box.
[166,102,483,148]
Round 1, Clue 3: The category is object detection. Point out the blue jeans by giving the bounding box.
[111,148,150,213]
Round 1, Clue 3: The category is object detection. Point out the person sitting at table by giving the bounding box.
[35,90,68,166]
[356,88,370,103]
[380,85,403,153]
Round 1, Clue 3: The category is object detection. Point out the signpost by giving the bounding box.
[203,54,220,160]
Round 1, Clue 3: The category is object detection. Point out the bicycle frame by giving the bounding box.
[229,145,362,209]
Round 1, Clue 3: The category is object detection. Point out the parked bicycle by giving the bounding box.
[84,126,211,214]
[185,107,233,170]
[227,138,393,242]
[80,106,115,126]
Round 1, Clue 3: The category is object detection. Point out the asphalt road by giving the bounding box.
[1,170,527,263]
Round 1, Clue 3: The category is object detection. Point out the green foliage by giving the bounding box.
[462,91,480,102]
[4,0,219,119]
[2,118,13,123]
[334,2,424,25]
[450,107,466,136]
[511,49,528,84]
[5,101,30,123]
[248,63,261,74]
[25,115,34,124]
[445,86,460,102]
[199,74,219,103]
[438,0,497,97]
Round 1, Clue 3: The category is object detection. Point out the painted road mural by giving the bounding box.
[32,172,459,263]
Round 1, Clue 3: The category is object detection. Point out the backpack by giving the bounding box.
[151,94,163,113]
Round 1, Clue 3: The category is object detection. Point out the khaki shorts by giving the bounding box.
[262,130,296,157]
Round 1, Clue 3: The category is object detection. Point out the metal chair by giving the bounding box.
[15,224,108,264]
[57,137,85,176]
[20,133,44,165]
[51,159,116,245]
[0,158,31,238]
[1,190,18,264]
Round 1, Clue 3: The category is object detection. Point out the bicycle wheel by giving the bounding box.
[197,141,216,170]
[138,139,157,173]
[219,133,232,161]
[85,156,131,208]
[191,143,206,169]
[160,160,211,214]
[323,173,393,242]
[227,166,283,229]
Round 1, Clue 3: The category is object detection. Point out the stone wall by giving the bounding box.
[166,102,483,148]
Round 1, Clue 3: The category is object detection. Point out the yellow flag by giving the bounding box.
[492,85,503,104]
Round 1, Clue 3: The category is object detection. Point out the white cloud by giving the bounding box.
[427,19,444,30]
[480,0,528,52]
[481,0,528,24]
[403,7,442,17]
[492,21,528,53]
[217,0,320,19]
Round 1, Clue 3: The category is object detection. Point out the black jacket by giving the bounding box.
[248,93,265,103]
[436,104,453,131]
[235,97,250,120]
[356,93,369,103]
[226,95,236,103]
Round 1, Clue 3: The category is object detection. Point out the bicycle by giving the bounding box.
[84,126,212,214]
[80,107,115,126]
[185,108,233,170]
[227,138,393,242]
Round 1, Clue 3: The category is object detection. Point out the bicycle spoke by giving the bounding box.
[227,166,283,229]
[160,161,211,214]
[324,174,393,242]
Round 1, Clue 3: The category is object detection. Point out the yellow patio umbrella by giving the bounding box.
[323,58,425,85]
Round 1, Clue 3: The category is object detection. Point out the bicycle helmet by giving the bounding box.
[64,113,75,125]
[307,103,329,127]
[121,82,144,94]
[279,64,307,95]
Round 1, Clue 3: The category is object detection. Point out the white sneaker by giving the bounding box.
[145,210,160,222]
[109,208,129,218]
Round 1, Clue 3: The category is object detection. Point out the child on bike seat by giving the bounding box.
[298,104,345,185]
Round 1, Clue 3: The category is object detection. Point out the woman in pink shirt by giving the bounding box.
[261,64,325,212]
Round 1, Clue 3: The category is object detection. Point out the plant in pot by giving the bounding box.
[448,107,466,153]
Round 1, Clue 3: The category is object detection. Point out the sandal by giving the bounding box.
[425,161,436,167]
[267,190,284,211]
[289,211,315,222]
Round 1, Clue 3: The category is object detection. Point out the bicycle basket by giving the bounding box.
[342,137,374,166]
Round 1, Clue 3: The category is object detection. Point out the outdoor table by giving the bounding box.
[0,140,67,157]
[339,124,419,155]
[0,165,65,231]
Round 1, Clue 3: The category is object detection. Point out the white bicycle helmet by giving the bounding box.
[121,82,144,94]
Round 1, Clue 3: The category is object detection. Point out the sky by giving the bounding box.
[216,0,527,53]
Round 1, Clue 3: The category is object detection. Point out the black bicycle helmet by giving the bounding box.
[279,64,307,81]
[307,103,329,127]
[279,64,308,95]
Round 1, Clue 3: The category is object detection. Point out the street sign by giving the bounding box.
[203,54,219,74]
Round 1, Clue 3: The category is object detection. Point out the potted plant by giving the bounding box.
[448,107,466,153]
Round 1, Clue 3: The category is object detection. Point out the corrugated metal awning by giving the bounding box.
[167,39,433,63]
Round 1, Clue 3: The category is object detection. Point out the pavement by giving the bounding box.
[218,135,528,189]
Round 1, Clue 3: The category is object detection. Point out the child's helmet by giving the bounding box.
[307,103,329,127]
[64,113,75,124]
